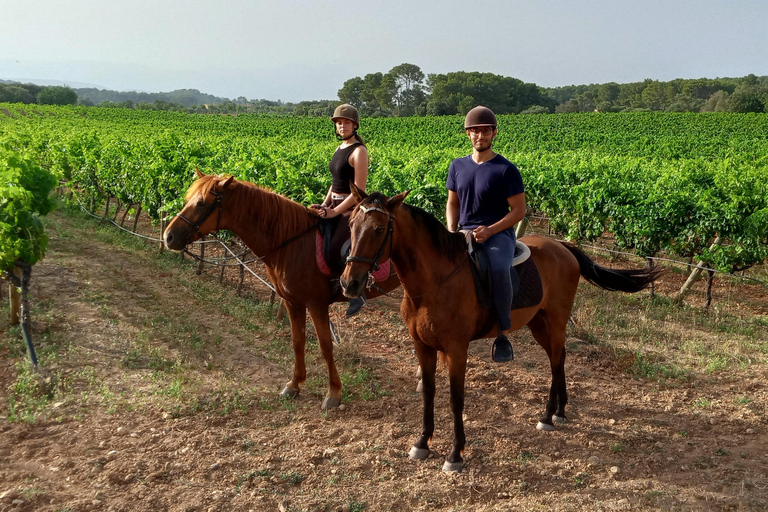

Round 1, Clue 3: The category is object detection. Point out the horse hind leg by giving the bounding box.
[528,311,568,431]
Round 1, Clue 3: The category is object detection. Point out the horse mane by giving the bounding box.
[365,192,466,261]
[188,175,311,241]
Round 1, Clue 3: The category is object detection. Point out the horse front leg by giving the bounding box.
[443,348,467,472]
[307,306,341,410]
[280,301,307,400]
[409,341,437,461]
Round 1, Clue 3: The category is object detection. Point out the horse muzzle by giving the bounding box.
[340,271,366,299]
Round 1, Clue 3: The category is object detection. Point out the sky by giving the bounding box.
[2,0,767,102]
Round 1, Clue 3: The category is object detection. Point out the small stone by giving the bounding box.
[106,450,118,461]
[610,466,620,474]
[587,456,600,465]
[608,419,616,426]
[746,429,755,434]
[210,462,221,470]
[12,499,25,506]
[116,427,128,436]
[338,404,346,411]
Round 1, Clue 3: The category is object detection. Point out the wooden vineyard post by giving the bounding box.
[703,269,715,314]
[646,257,655,299]
[196,243,205,275]
[9,266,21,325]
[237,263,245,297]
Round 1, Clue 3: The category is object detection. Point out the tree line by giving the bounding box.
[338,64,768,115]
[3,67,768,115]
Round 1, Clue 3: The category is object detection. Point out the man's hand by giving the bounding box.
[472,225,493,243]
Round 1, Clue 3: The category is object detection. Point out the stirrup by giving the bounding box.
[491,335,514,362]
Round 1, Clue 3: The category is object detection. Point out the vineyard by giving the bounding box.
[2,106,768,510]
[1,105,767,276]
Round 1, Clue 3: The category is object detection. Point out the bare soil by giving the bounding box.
[1,209,767,512]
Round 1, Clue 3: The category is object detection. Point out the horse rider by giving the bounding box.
[446,106,527,362]
[309,103,369,317]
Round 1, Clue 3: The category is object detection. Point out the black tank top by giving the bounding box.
[329,142,362,194]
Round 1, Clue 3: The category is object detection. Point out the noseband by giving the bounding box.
[175,189,223,240]
[346,202,394,283]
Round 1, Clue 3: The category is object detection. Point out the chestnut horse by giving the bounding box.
[163,171,400,410]
[341,187,660,472]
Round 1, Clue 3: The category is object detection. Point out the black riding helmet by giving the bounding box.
[464,106,497,129]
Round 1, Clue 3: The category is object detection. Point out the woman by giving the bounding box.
[310,103,369,317]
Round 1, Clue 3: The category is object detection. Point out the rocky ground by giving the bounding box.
[1,209,767,511]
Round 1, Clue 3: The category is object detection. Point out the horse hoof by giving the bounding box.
[416,379,423,393]
[553,415,567,424]
[322,397,341,410]
[536,421,555,431]
[280,386,299,399]
[408,446,430,460]
[442,460,463,473]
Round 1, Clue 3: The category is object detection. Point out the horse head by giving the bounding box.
[341,184,409,298]
[163,169,235,251]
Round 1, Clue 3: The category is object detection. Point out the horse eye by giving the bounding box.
[374,226,385,234]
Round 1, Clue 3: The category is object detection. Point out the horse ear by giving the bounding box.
[350,181,368,202]
[196,166,205,179]
[221,176,235,189]
[386,189,410,211]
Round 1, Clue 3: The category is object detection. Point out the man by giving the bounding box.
[446,106,526,362]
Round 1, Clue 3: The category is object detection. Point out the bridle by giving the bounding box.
[175,188,224,241]
[345,201,394,287]
[175,186,319,255]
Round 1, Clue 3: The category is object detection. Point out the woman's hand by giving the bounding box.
[309,205,328,218]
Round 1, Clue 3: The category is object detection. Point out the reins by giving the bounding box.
[177,186,319,263]
[346,200,468,299]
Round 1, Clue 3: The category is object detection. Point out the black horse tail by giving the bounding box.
[561,242,662,293]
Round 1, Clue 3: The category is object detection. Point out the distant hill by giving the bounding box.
[74,87,232,107]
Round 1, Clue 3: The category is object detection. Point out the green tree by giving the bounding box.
[388,63,426,116]
[37,86,77,106]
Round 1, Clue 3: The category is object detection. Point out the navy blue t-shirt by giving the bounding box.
[446,154,524,230]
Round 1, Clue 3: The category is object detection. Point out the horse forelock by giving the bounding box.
[185,174,220,203]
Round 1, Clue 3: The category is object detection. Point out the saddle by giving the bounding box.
[461,231,543,312]
[315,217,390,280]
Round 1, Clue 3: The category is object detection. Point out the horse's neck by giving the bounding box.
[390,221,460,299]
[227,186,312,262]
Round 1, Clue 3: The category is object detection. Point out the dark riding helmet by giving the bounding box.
[464,106,497,129]
[331,103,360,128]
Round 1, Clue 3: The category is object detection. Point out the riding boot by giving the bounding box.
[346,293,367,318]
[491,334,514,362]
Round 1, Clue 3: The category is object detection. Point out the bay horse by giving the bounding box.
[340,186,661,472]
[163,170,400,410]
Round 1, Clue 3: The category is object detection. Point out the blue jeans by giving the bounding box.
[481,228,517,331]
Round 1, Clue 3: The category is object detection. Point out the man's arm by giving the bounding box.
[473,192,526,243]
[446,190,460,232]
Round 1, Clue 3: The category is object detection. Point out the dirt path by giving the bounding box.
[1,210,767,512]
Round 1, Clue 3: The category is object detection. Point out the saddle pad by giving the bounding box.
[511,257,543,310]
[315,230,390,281]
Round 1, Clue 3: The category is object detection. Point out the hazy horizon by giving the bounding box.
[3,0,767,102]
